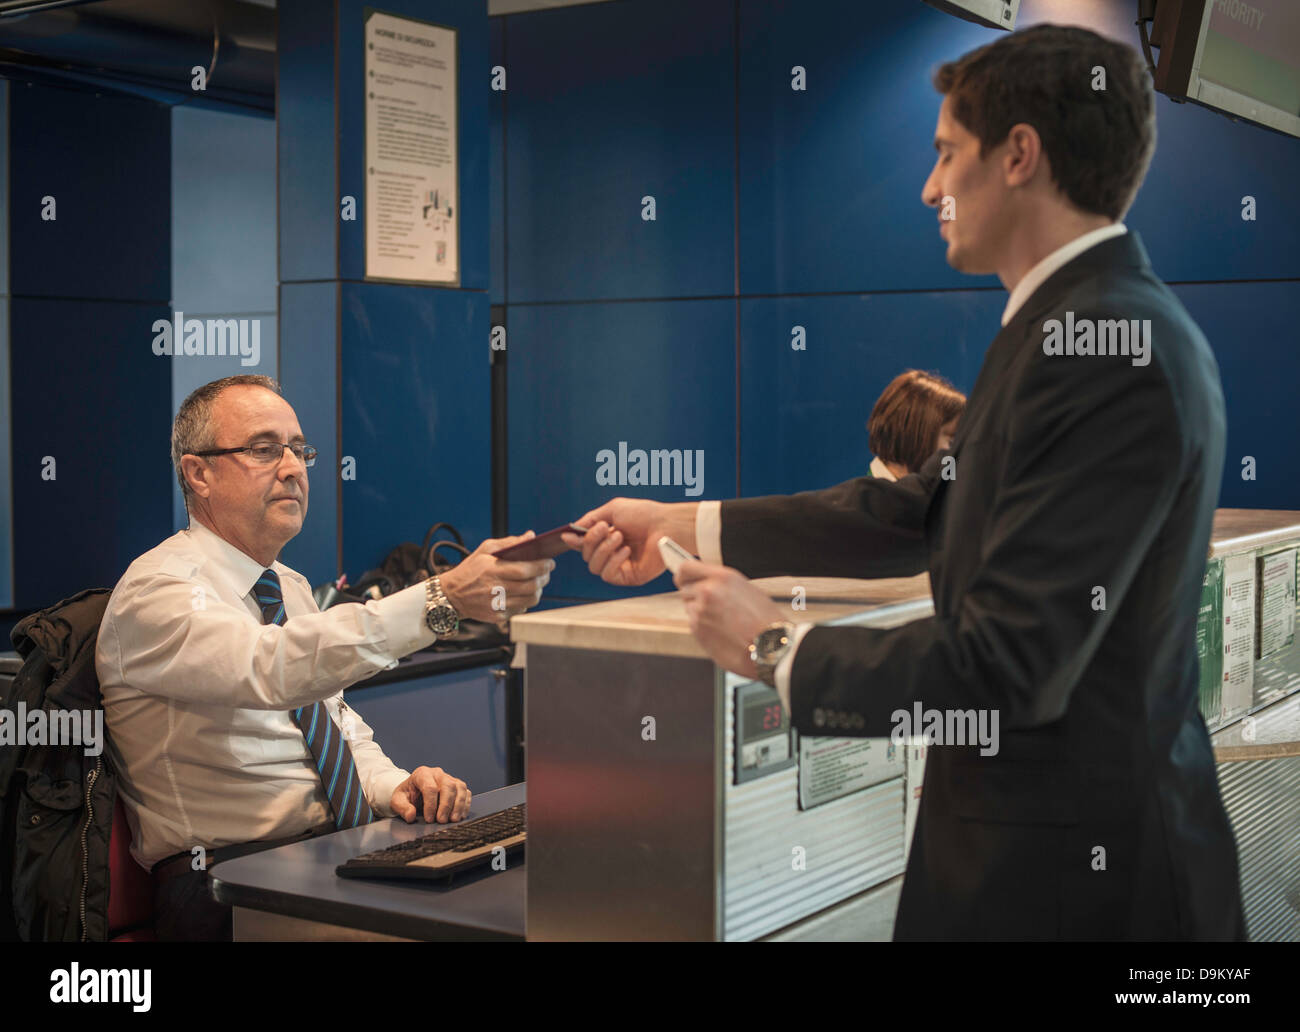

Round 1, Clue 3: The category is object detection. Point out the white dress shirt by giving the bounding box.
[96,519,437,868]
[697,223,1128,712]
[1001,222,1126,326]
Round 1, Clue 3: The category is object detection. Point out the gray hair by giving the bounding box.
[172,375,282,513]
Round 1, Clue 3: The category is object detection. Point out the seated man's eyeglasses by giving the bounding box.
[192,441,318,468]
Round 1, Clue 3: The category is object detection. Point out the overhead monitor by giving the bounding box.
[1152,0,1300,138]
[921,0,1019,31]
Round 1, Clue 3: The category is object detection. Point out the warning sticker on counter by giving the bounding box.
[1221,552,1256,721]
[798,736,902,810]
[1256,549,1296,662]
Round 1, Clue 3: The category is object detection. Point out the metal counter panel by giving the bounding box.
[1216,756,1300,941]
[525,645,720,940]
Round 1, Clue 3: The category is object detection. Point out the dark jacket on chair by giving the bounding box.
[1,589,114,941]
[719,231,1245,940]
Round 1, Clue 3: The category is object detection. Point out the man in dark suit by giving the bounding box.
[564,24,1245,940]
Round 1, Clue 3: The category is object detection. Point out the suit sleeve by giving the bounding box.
[718,456,941,579]
[785,330,1186,737]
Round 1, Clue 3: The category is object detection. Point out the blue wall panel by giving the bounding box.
[1173,281,1300,512]
[9,84,169,302]
[738,289,1002,497]
[339,281,490,576]
[738,0,996,296]
[504,0,735,303]
[277,0,339,285]
[490,16,506,305]
[172,106,278,314]
[10,299,172,605]
[507,299,736,600]
[278,282,339,585]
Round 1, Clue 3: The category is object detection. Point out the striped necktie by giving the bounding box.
[252,568,376,829]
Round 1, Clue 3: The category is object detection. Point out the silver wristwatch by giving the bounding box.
[749,621,796,688]
[424,575,460,637]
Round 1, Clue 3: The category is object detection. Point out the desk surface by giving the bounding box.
[210,783,526,941]
[510,573,932,657]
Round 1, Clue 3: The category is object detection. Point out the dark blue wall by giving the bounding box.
[279,0,491,587]
[492,0,1300,603]
[6,83,172,610]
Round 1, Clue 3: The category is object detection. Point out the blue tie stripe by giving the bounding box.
[338,769,354,821]
[305,702,320,748]
[317,718,332,771]
[327,735,346,796]
[254,568,374,831]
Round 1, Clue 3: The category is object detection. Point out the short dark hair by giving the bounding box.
[933,23,1156,220]
[172,375,282,513]
[867,370,966,474]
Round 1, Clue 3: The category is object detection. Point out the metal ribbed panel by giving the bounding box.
[1216,757,1300,941]
[723,687,905,941]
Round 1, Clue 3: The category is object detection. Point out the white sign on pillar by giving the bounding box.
[364,10,459,286]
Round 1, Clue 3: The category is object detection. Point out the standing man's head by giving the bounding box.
[173,375,314,567]
[921,24,1156,286]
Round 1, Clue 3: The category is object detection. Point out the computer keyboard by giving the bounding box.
[336,803,526,882]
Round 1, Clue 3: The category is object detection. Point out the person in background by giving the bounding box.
[866,369,966,480]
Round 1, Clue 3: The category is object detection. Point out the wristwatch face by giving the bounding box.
[425,604,459,636]
[755,625,792,665]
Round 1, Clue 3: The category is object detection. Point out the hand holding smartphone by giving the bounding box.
[657,535,695,575]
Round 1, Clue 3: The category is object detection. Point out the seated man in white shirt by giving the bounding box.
[96,374,553,940]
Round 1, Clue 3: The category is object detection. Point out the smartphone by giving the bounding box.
[657,535,695,575]
[491,523,587,561]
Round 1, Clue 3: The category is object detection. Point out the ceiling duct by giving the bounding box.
[0,0,274,111]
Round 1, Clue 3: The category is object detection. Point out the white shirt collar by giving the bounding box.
[869,456,898,481]
[186,518,286,599]
[1001,223,1127,327]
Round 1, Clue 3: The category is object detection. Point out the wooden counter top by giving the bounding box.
[510,573,932,657]
[513,507,1299,659]
[1211,508,1300,558]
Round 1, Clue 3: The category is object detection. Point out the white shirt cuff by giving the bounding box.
[368,766,412,818]
[774,622,815,715]
[372,580,438,666]
[695,500,724,563]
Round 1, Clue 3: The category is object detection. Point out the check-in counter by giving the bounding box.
[512,508,1300,941]
[513,571,932,941]
[1203,509,1300,942]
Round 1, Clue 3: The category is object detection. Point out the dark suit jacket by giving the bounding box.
[720,231,1245,941]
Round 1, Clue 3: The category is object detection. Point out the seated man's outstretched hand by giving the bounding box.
[391,765,471,823]
[438,531,553,624]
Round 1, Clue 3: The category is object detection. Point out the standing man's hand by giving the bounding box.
[390,766,471,823]
[438,531,553,625]
[563,498,699,586]
[674,559,786,679]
